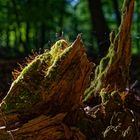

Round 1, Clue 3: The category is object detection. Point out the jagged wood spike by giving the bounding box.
[84,0,135,103]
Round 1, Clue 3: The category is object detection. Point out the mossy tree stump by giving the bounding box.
[0,35,94,140]
[0,0,139,140]
[84,0,135,103]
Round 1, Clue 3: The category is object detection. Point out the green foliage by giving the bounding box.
[0,0,140,58]
[0,0,92,58]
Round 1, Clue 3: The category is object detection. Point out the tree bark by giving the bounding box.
[0,35,94,140]
[10,0,23,49]
[88,0,110,58]
[25,22,30,54]
[0,1,139,140]
[84,0,135,103]
[112,0,121,26]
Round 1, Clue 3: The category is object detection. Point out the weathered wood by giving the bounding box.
[0,35,93,139]
[84,0,135,103]
[7,113,86,140]
[82,0,139,139]
[0,0,139,140]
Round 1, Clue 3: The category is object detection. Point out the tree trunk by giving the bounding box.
[136,0,140,51]
[0,35,94,140]
[112,0,121,26]
[25,22,30,54]
[40,23,45,49]
[84,0,135,103]
[11,0,23,50]
[57,0,66,38]
[6,2,10,47]
[88,0,110,58]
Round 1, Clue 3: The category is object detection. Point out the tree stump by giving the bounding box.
[0,35,94,140]
[84,0,135,103]
[0,0,139,140]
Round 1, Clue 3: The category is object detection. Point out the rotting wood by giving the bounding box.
[84,0,135,103]
[0,35,93,140]
[0,0,139,140]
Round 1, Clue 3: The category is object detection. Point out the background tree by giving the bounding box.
[88,0,110,58]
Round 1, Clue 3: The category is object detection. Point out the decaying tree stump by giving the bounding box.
[84,0,134,102]
[83,0,139,139]
[0,0,139,140]
[0,35,94,140]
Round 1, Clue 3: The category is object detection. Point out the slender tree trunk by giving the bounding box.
[34,24,39,50]
[10,0,23,44]
[88,0,110,58]
[25,0,30,55]
[6,2,10,47]
[73,3,79,37]
[14,26,18,47]
[57,0,66,38]
[136,0,140,51]
[40,23,45,49]
[25,22,30,54]
[112,0,121,26]
[6,27,10,48]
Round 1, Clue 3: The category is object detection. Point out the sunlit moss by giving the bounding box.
[1,39,73,116]
[100,89,110,103]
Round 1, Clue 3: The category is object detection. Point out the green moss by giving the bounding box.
[1,102,16,113]
[15,58,41,83]
[100,90,110,103]
[50,39,69,62]
[121,0,129,13]
[1,39,76,116]
[45,42,73,81]
[94,66,99,78]
[99,56,110,73]
[109,31,116,44]
[1,89,41,114]
[111,91,122,105]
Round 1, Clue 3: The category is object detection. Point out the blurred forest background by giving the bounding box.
[0,0,140,98]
